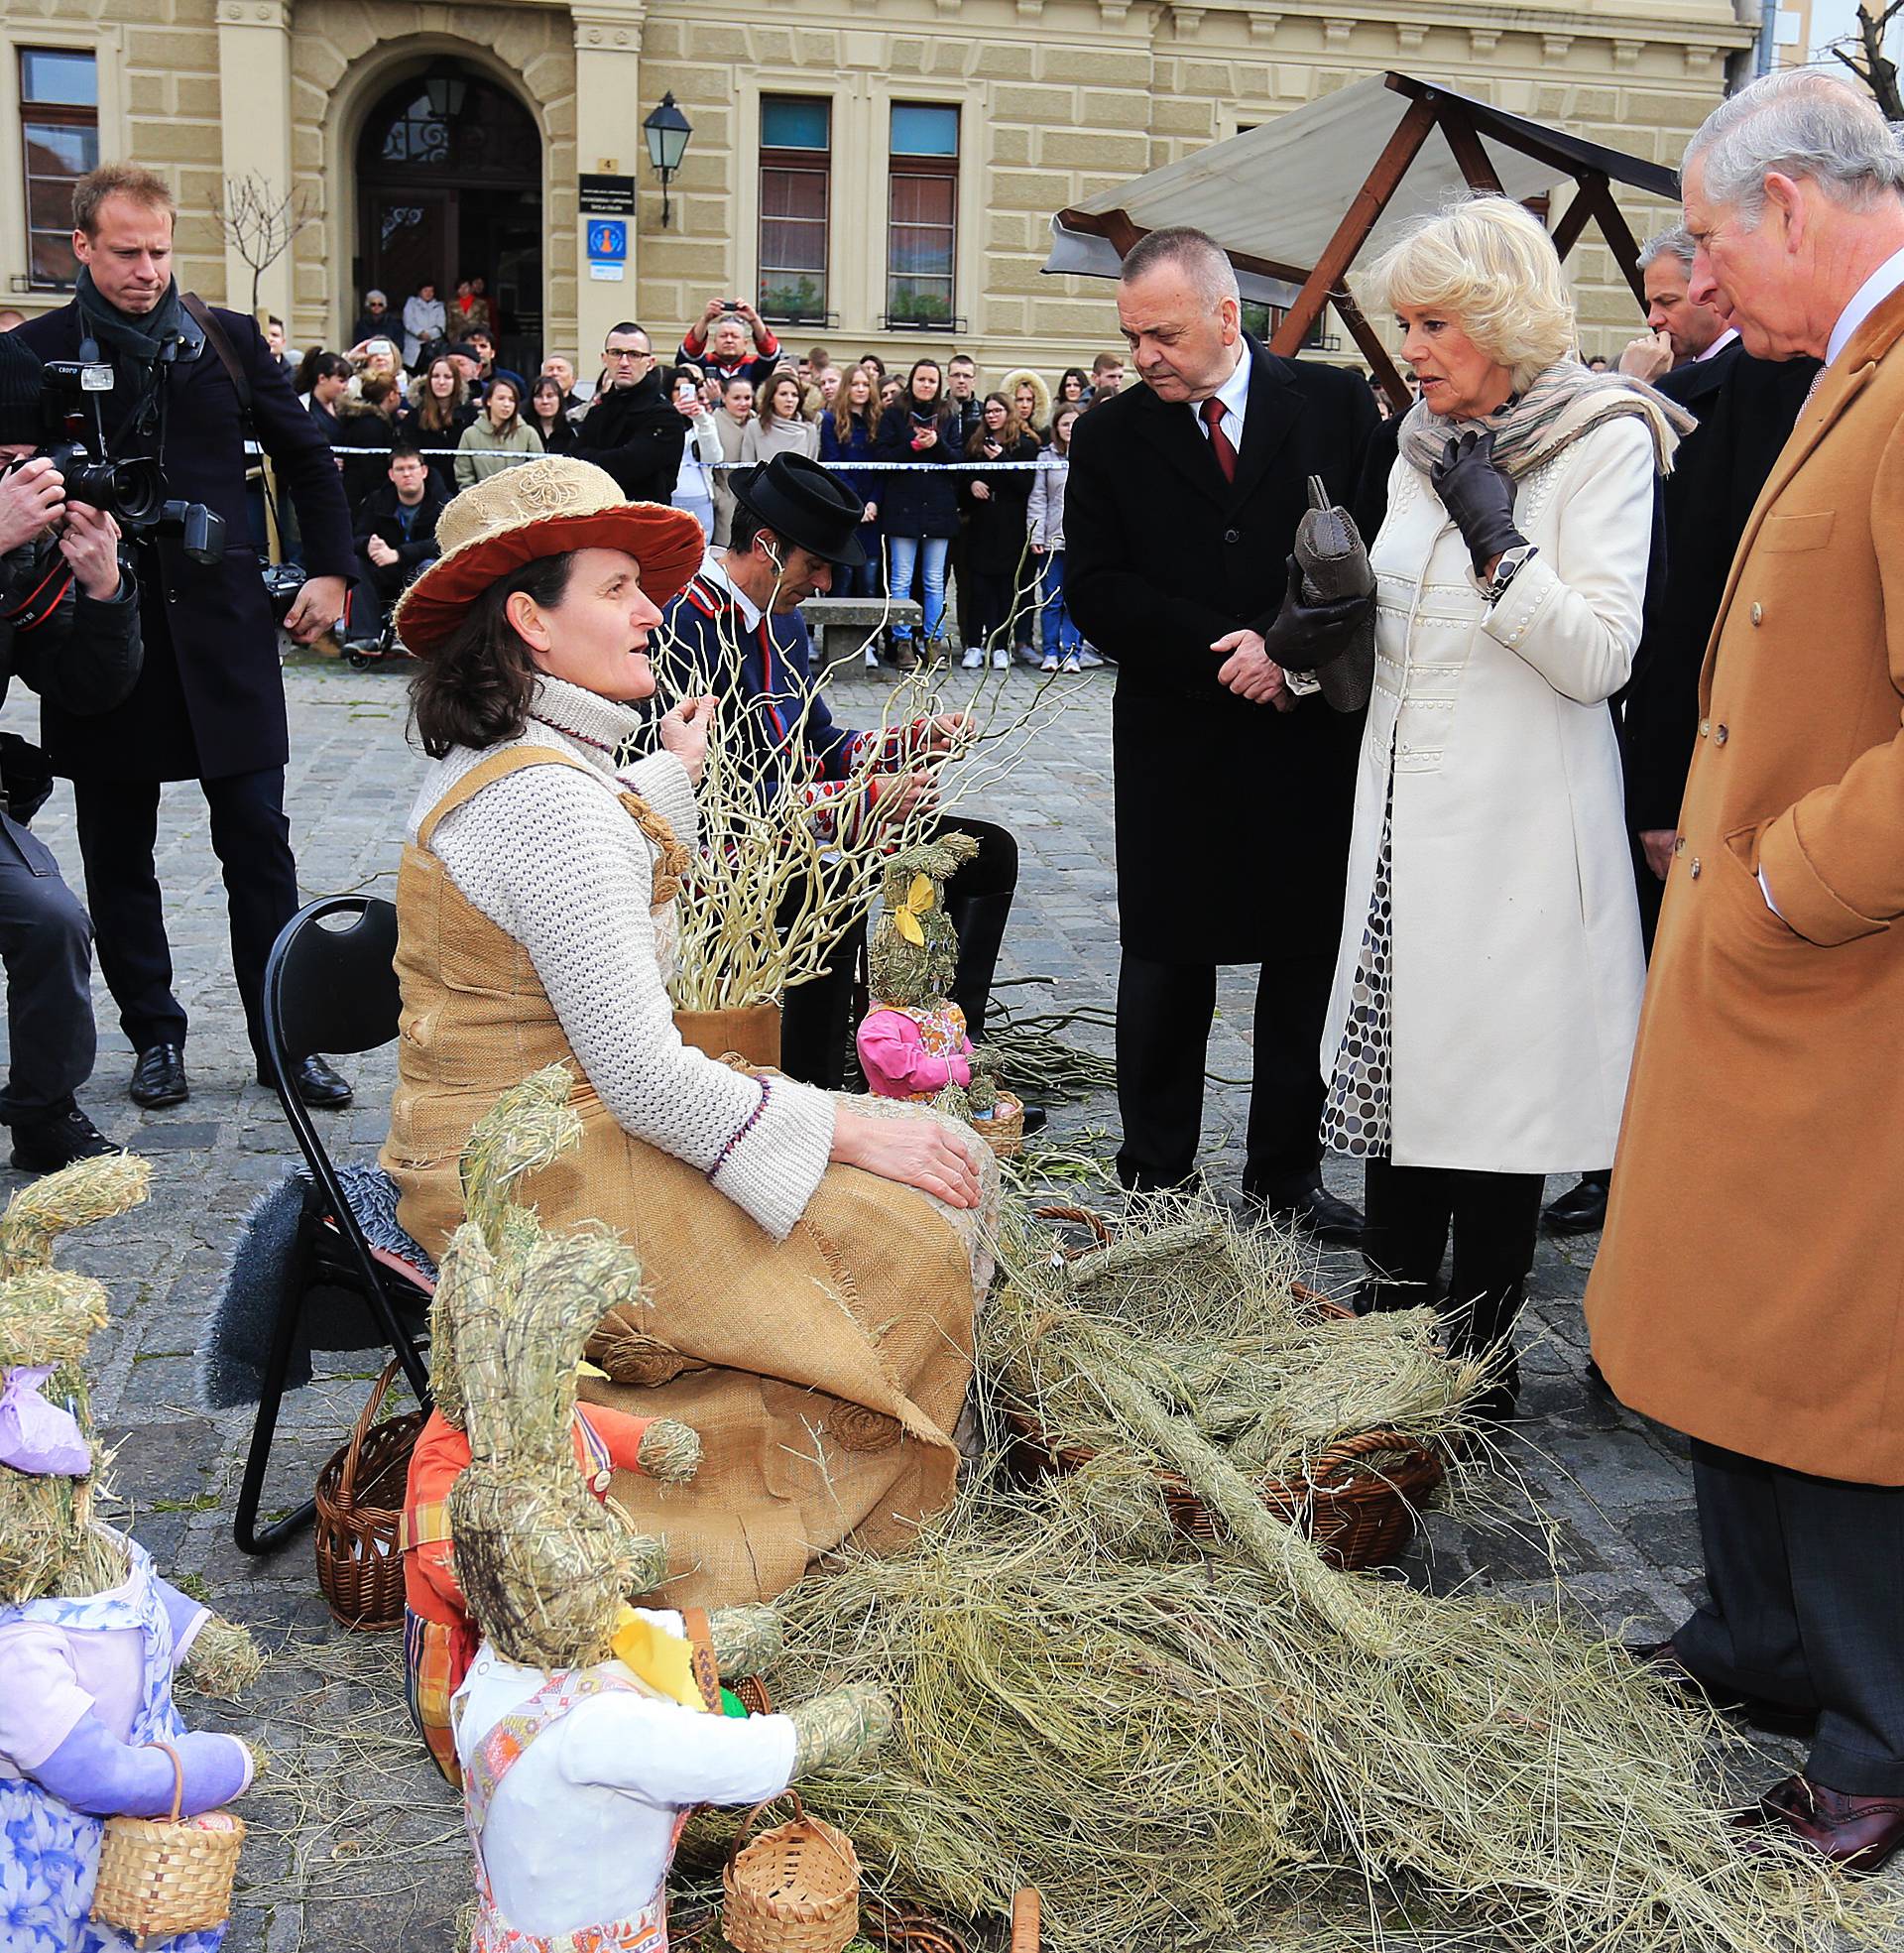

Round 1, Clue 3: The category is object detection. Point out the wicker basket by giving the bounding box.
[674,1002,782,1070]
[91,1741,245,1941]
[973,1090,1025,1160]
[313,1358,425,1631]
[723,1791,861,1953]
[1010,1205,1446,1571]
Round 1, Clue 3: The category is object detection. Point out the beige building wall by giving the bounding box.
[0,0,1752,372]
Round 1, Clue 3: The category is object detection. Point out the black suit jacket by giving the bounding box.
[1066,337,1378,961]
[17,298,353,782]
[1621,339,1819,831]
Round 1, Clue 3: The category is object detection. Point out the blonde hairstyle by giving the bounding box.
[830,364,876,444]
[1364,196,1577,391]
[758,370,810,429]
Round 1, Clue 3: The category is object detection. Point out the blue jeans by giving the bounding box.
[887,535,949,641]
[1038,549,1081,658]
[838,530,880,599]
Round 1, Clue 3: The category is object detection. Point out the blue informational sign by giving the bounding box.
[587,218,627,262]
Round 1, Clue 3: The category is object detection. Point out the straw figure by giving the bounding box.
[403,1067,722,1780]
[0,1156,262,1953]
[438,1072,894,1948]
[858,833,1000,1112]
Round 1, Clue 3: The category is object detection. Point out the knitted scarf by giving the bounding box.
[1398,359,1695,482]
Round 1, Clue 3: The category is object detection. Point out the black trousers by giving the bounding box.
[72,768,300,1064]
[777,817,1018,1090]
[963,568,1015,651]
[1115,943,1337,1201]
[0,815,96,1123]
[1678,1440,1904,1794]
[1360,1158,1544,1390]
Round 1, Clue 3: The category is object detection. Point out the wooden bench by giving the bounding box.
[804,597,923,672]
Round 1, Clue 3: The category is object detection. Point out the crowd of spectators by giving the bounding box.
[287,281,1134,663]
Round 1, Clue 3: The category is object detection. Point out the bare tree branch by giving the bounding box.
[209,173,314,319]
[1825,0,1904,122]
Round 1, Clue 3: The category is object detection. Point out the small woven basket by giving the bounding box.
[1012,1205,1446,1571]
[723,1790,861,1953]
[91,1741,244,1941]
[974,1090,1025,1160]
[313,1358,426,1631]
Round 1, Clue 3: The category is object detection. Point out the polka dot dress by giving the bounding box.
[1322,778,1393,1160]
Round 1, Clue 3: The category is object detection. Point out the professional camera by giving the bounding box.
[36,359,224,564]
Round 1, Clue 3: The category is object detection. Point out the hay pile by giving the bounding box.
[756,1196,1901,1953]
[982,1195,1488,1483]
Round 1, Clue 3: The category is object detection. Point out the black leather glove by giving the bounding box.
[1429,427,1526,575]
[1257,555,1372,672]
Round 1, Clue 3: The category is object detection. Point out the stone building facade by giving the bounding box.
[2,0,1755,379]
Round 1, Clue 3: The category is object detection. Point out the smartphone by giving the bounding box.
[368,337,394,358]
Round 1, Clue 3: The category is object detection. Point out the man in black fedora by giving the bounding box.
[657,452,1019,1091]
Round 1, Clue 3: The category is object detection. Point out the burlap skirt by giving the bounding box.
[390,1078,992,1608]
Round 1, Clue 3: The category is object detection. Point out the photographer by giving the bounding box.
[0,336,141,1171]
[18,162,356,1113]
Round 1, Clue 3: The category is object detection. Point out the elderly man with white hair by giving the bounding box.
[1589,68,1904,1874]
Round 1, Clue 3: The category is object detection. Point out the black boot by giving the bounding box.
[946,889,1014,1046]
[1442,1277,1527,1428]
[1543,1170,1610,1234]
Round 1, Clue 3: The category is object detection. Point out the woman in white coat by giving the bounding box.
[1322,196,1688,1421]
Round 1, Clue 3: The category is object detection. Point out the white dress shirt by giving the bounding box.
[1697,326,1738,363]
[1825,243,1904,368]
[697,551,765,632]
[1190,344,1250,453]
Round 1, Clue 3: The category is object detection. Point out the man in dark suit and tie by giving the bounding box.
[1066,227,1377,1238]
[1543,227,1819,1236]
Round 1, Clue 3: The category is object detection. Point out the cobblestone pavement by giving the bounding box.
[0,655,1850,1948]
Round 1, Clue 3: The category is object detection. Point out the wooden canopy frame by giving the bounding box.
[1056,72,1674,411]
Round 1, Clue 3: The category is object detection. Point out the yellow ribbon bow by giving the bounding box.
[611,1604,709,1711]
[892,873,936,947]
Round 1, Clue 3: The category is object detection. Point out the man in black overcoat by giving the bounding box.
[574,322,687,501]
[18,163,357,1110]
[1067,227,1377,1238]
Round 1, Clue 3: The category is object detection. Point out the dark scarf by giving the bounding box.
[73,269,200,444]
[73,267,193,368]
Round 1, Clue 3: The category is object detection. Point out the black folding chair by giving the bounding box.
[234,895,434,1554]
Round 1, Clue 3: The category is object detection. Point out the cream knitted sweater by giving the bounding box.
[407,674,836,1240]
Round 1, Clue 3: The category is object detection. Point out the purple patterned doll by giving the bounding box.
[0,1158,259,1951]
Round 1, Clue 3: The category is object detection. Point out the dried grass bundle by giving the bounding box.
[443,1071,663,1669]
[982,1195,1488,1480]
[772,1464,1901,1953]
[0,1153,150,1277]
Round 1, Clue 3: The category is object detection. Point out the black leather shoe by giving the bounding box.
[130,1043,188,1109]
[260,1054,354,1108]
[1624,1639,1818,1738]
[1543,1170,1609,1234]
[8,1102,124,1174]
[1259,1181,1365,1246]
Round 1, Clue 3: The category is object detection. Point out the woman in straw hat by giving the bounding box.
[382,456,996,1608]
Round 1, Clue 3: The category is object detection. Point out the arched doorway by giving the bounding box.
[354,61,542,371]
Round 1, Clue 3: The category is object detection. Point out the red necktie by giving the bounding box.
[1200,396,1238,483]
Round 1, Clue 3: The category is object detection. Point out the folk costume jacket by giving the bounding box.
[1587,285,1904,1486]
[660,570,925,848]
[1065,337,1378,963]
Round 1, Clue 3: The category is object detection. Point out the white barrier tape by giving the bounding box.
[272,441,1044,469]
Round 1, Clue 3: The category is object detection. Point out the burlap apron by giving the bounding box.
[382,747,978,1607]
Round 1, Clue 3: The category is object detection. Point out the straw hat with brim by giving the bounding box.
[394,456,706,658]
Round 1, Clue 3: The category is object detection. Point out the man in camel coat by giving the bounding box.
[1587,69,1904,1874]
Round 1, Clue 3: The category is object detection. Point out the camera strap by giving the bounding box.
[182,296,292,546]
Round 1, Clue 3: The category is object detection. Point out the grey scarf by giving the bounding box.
[1398,359,1695,481]
[73,267,194,369]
